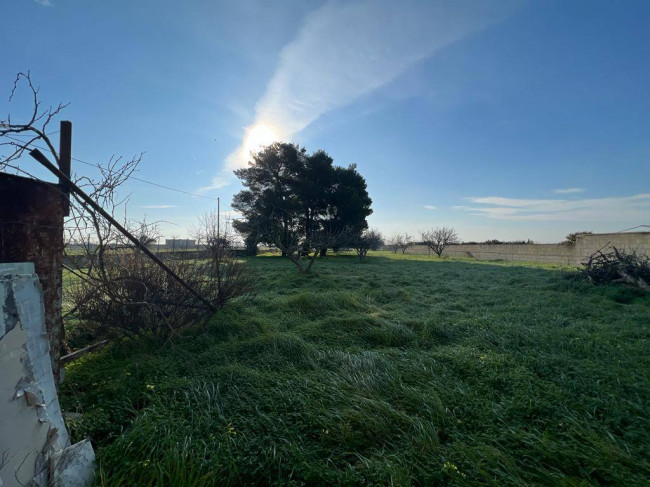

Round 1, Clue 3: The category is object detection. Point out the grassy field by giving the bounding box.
[60,252,650,486]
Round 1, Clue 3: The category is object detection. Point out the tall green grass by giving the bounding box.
[61,253,650,485]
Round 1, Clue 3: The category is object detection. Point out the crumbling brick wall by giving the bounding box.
[0,263,95,486]
[0,173,65,381]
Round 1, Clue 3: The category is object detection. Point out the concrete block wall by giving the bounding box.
[574,233,650,262]
[441,243,577,264]
[399,232,650,266]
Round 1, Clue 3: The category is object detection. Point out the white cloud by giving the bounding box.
[33,0,52,6]
[457,193,650,221]
[224,0,523,170]
[140,205,179,209]
[222,210,242,219]
[424,205,437,210]
[552,187,585,194]
[196,174,231,194]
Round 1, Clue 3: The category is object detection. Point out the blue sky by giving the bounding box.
[3,0,649,242]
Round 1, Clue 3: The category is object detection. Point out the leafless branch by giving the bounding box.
[1,71,68,172]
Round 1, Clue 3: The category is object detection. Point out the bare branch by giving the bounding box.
[1,72,69,171]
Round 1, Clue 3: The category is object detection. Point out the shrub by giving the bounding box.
[565,231,593,244]
[67,247,255,342]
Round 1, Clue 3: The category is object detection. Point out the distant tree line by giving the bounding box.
[460,239,536,245]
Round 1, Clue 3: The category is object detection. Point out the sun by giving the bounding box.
[244,124,277,153]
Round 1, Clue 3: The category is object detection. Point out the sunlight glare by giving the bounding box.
[244,124,277,153]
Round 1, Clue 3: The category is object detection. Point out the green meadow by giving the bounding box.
[60,253,650,486]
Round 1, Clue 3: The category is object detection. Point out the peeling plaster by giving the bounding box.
[0,264,94,487]
[49,440,95,487]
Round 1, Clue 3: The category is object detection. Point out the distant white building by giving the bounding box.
[165,238,196,250]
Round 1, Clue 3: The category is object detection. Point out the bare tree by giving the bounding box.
[421,226,459,257]
[193,210,255,306]
[193,210,235,259]
[387,233,413,254]
[353,229,384,260]
[387,235,400,254]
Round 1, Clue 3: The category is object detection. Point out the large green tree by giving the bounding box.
[232,142,372,272]
[232,143,304,257]
[321,163,373,255]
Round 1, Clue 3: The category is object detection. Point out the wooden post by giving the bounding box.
[59,121,72,216]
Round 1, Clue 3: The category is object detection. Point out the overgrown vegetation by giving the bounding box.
[61,253,650,485]
[66,210,255,343]
[0,73,256,349]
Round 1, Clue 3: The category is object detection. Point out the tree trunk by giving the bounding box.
[320,248,327,257]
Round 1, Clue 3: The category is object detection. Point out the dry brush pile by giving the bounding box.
[581,246,649,291]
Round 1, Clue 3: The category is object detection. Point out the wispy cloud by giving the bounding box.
[140,205,180,209]
[552,187,585,194]
[33,0,52,6]
[222,210,243,219]
[196,175,230,194]
[424,205,437,210]
[455,194,650,221]
[223,0,523,171]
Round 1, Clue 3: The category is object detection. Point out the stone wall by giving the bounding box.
[401,232,650,266]
[441,242,576,264]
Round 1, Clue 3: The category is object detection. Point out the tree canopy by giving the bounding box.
[232,142,372,271]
